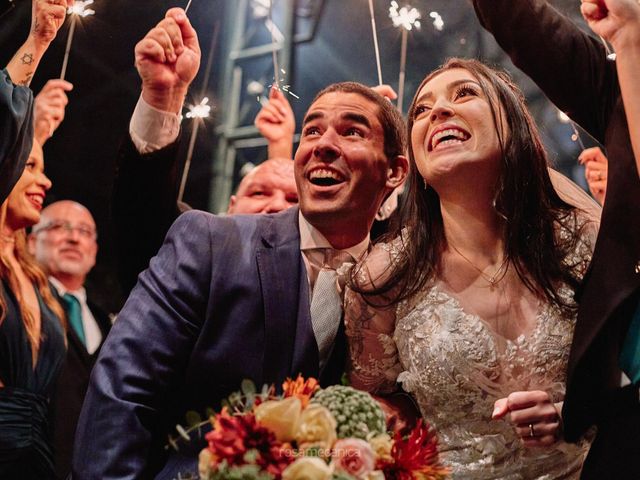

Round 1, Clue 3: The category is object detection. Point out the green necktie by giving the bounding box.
[619,300,640,385]
[62,293,86,346]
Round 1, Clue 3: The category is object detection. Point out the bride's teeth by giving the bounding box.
[431,128,470,149]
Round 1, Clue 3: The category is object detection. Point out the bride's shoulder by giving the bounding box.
[354,234,406,288]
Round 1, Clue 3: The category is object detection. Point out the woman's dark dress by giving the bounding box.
[0,281,65,478]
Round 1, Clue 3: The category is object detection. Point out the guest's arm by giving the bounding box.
[113,8,201,294]
[255,87,296,160]
[5,0,71,87]
[0,0,71,202]
[581,0,640,177]
[472,0,617,144]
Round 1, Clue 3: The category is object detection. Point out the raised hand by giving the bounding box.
[493,391,562,448]
[34,79,73,144]
[579,147,608,205]
[254,87,295,159]
[371,84,398,102]
[135,8,201,113]
[32,0,73,47]
[5,0,73,86]
[580,0,640,45]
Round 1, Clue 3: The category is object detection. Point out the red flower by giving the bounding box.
[205,409,294,477]
[376,420,450,480]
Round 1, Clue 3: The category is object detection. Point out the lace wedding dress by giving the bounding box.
[346,213,598,479]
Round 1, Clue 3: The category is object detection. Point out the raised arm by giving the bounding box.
[472,0,618,143]
[255,87,296,159]
[581,0,640,177]
[114,8,201,294]
[0,0,71,202]
[5,0,71,87]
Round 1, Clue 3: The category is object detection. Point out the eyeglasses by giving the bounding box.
[33,220,97,240]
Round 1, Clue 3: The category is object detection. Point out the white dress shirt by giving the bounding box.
[298,211,369,295]
[129,95,182,153]
[50,277,102,355]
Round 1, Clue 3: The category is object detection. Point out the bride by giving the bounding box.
[345,58,600,478]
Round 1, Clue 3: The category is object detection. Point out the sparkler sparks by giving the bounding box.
[429,11,444,31]
[60,0,95,80]
[389,2,422,113]
[186,97,211,119]
[68,0,95,17]
[389,1,421,31]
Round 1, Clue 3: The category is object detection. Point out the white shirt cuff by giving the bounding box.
[129,95,182,154]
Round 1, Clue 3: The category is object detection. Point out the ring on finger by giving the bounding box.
[528,423,535,438]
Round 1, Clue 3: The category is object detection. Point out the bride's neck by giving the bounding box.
[439,192,504,260]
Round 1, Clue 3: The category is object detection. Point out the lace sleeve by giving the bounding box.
[345,241,403,394]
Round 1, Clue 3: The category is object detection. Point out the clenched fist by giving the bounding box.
[32,0,73,48]
[135,8,201,113]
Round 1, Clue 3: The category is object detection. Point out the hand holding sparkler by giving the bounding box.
[254,87,296,159]
[33,0,73,47]
[371,84,398,102]
[5,0,72,87]
[34,79,73,144]
[135,8,201,114]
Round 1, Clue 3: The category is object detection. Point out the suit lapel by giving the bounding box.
[257,207,317,386]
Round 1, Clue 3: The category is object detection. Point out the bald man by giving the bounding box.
[29,200,112,479]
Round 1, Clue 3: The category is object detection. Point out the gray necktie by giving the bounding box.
[310,248,353,371]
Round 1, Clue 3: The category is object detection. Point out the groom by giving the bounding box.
[72,8,408,479]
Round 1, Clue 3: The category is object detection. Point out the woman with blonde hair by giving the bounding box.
[0,140,66,478]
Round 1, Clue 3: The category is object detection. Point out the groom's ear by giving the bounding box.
[386,154,409,190]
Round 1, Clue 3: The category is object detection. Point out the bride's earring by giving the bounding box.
[423,178,428,189]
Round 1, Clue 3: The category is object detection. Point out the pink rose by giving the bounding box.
[331,438,376,479]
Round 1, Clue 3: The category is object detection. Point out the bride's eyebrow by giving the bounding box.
[415,79,482,104]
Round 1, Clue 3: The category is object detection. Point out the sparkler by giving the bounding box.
[368,0,384,86]
[185,0,193,13]
[60,0,95,81]
[389,1,421,113]
[177,21,220,203]
[178,98,211,202]
[268,0,281,88]
[598,35,616,61]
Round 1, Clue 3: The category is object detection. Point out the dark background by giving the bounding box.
[0,0,601,312]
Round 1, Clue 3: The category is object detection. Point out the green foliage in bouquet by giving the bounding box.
[311,385,386,440]
[207,462,275,480]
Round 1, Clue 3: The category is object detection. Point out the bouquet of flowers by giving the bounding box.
[179,376,448,480]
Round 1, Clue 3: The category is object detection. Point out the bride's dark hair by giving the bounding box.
[358,58,584,312]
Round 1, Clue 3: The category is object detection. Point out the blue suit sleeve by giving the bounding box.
[72,210,213,479]
[472,0,618,144]
[0,68,34,203]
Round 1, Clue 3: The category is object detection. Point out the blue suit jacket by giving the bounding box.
[72,207,347,479]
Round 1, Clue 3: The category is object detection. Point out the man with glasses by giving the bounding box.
[28,200,112,480]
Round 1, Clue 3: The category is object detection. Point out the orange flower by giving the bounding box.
[282,375,320,408]
[376,420,450,480]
